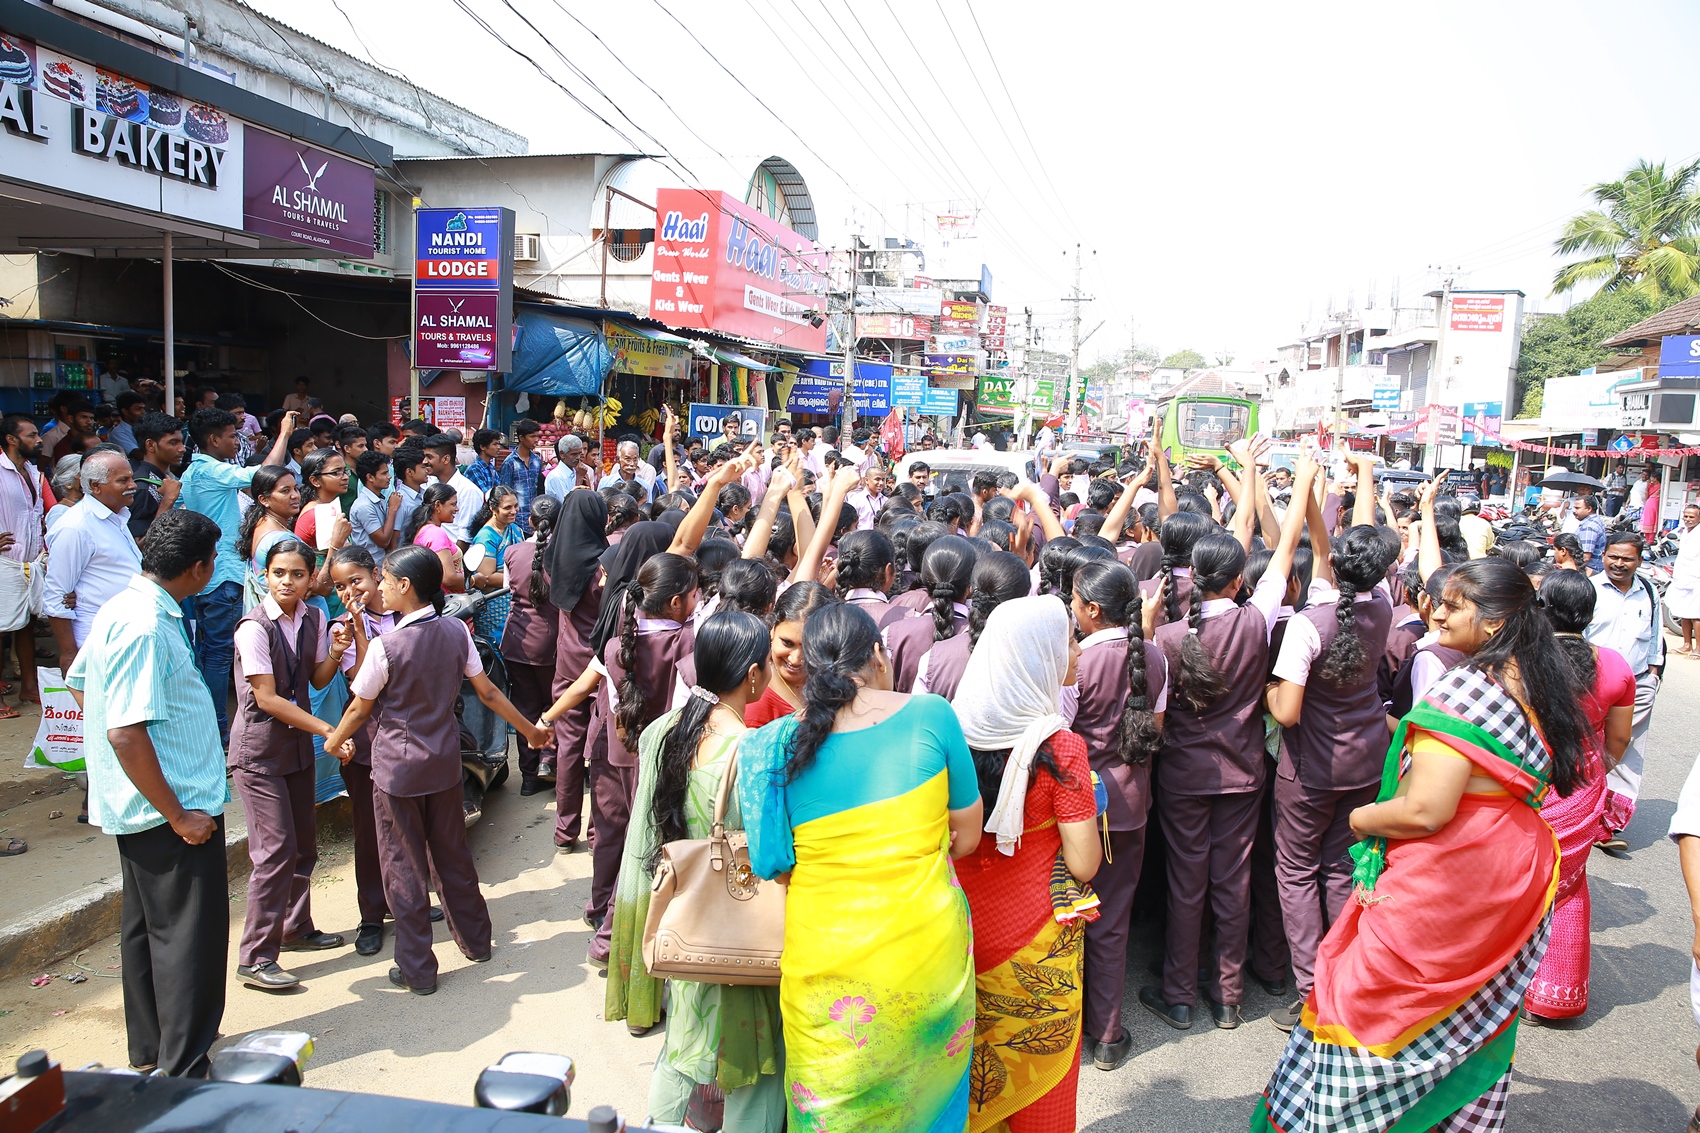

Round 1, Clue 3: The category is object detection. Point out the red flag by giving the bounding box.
[880,408,906,461]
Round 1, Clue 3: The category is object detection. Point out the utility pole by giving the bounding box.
[1016,306,1035,441]
[1332,301,1349,451]
[841,240,858,440]
[1061,244,1094,436]
[1426,268,1456,474]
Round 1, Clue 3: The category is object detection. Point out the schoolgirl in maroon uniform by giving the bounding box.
[880,520,949,626]
[883,534,976,692]
[1264,519,1400,1031]
[502,497,562,796]
[325,546,550,994]
[1141,510,1213,630]
[834,528,897,625]
[329,546,399,957]
[541,490,609,850]
[229,537,351,990]
[915,550,1030,702]
[1140,450,1317,1032]
[1066,557,1167,1069]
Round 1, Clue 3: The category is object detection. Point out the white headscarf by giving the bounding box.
[952,595,1071,855]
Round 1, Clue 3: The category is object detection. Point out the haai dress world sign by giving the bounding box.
[413,206,515,372]
[648,188,830,351]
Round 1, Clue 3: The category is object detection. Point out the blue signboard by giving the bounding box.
[890,370,959,416]
[414,208,511,290]
[786,359,892,415]
[686,403,766,441]
[1660,335,1700,376]
[1610,434,1635,453]
[1460,401,1503,447]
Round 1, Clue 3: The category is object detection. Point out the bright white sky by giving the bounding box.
[250,0,1700,365]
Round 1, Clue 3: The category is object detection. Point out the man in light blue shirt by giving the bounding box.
[66,509,229,1078]
[1587,530,1665,852]
[176,407,293,744]
[108,391,146,457]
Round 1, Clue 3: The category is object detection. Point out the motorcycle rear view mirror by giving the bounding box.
[463,544,488,573]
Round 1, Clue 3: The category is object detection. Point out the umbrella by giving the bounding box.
[1535,470,1605,491]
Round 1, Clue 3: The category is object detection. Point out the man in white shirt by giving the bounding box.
[1586,530,1664,851]
[597,440,658,503]
[795,428,827,483]
[423,434,483,547]
[45,450,143,669]
[544,435,593,501]
[0,415,47,706]
[1669,755,1700,1128]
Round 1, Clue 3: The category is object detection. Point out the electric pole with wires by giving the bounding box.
[1062,244,1094,436]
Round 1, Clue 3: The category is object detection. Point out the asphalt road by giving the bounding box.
[4,667,1700,1131]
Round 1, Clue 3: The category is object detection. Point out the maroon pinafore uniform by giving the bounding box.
[369,614,493,987]
[1074,631,1169,1043]
[1273,589,1393,999]
[884,606,966,693]
[501,540,559,785]
[229,604,324,967]
[335,608,392,929]
[551,573,602,847]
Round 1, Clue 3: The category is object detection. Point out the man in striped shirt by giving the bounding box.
[67,510,229,1077]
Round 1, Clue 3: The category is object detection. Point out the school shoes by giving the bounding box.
[520,778,543,796]
[1257,975,1290,997]
[1208,1000,1244,1029]
[355,922,384,956]
[430,906,444,922]
[1138,986,1192,1030]
[537,759,557,783]
[389,966,436,996]
[281,930,345,951]
[238,961,300,990]
[1271,999,1305,1033]
[1091,1031,1134,1072]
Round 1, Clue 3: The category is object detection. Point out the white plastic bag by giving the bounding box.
[26,666,84,772]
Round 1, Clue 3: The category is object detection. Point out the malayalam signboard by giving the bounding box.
[649,187,830,351]
[243,128,375,257]
[785,359,891,415]
[687,403,766,440]
[890,369,959,415]
[389,395,466,430]
[1449,295,1506,332]
[1659,335,1700,377]
[925,352,979,390]
[856,313,931,340]
[413,206,514,372]
[1460,401,1503,446]
[1371,373,1401,411]
[937,300,982,334]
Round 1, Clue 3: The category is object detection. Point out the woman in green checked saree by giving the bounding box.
[605,611,784,1132]
[1257,558,1591,1133]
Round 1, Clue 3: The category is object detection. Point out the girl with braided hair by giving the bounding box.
[881,519,949,624]
[739,603,981,1132]
[1140,509,1213,631]
[1264,518,1402,1032]
[882,534,977,693]
[500,496,562,796]
[914,550,1030,701]
[1139,448,1318,1034]
[1068,557,1169,1068]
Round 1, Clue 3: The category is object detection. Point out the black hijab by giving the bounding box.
[588,520,676,655]
[544,490,608,612]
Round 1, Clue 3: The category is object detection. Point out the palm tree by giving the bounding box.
[1552,159,1700,300]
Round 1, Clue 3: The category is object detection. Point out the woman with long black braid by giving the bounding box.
[914,550,1031,701]
[882,534,977,693]
[740,603,981,1131]
[1265,514,1402,1032]
[500,496,561,796]
[1141,445,1316,1033]
[1141,509,1212,630]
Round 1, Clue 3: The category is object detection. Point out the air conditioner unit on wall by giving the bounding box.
[515,234,540,262]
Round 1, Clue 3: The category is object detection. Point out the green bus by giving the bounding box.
[1157,394,1259,464]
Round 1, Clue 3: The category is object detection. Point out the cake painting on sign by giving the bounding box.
[41,59,88,105]
[184,102,228,145]
[147,89,182,128]
[96,68,147,122]
[0,34,35,87]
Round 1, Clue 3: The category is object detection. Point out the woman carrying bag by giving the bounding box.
[605,611,784,1131]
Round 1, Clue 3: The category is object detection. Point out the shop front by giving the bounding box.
[0,3,390,412]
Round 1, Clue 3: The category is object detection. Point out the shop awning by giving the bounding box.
[713,347,780,372]
[508,306,613,397]
[610,322,696,348]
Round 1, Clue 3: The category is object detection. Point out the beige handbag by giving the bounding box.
[642,751,785,986]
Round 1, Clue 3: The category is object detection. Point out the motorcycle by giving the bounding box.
[443,579,512,829]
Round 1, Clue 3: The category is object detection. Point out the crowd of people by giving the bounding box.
[2,374,1694,1133]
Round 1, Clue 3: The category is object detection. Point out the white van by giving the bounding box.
[894,449,1039,494]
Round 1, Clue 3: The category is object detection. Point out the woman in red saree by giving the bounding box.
[1258,558,1592,1133]
[1525,569,1634,1021]
[953,596,1103,1133]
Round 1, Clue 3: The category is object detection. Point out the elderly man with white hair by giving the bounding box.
[45,448,143,671]
[597,438,658,503]
[544,434,597,502]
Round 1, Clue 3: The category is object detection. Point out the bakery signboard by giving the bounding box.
[242,128,375,258]
[649,187,831,351]
[1,29,375,257]
[0,30,242,230]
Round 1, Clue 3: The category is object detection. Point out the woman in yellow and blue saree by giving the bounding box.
[740,602,984,1133]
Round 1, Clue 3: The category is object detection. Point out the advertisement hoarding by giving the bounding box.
[413,206,514,373]
[1449,295,1506,333]
[785,358,891,415]
[650,188,830,351]
[243,128,375,257]
[1460,401,1503,446]
[389,395,466,430]
[856,313,931,340]
[686,403,766,440]
[1659,334,1700,377]
[890,369,960,415]
[937,300,982,334]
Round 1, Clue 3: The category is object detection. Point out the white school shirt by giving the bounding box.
[1271,578,1377,686]
[349,606,482,699]
[1058,625,1171,724]
[233,595,330,675]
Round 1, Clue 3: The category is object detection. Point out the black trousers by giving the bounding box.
[116,815,228,1077]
